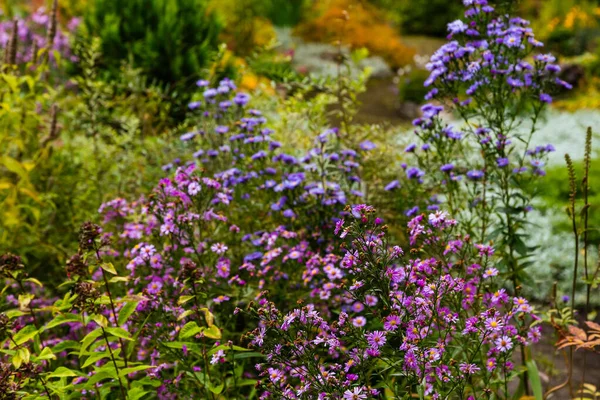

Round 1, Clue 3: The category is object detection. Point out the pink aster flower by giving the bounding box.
[343,387,367,400]
[364,295,378,307]
[352,316,366,327]
[483,267,498,278]
[495,336,513,352]
[366,331,386,349]
[211,243,228,255]
[383,315,401,331]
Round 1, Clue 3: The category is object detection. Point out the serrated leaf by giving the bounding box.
[119,365,154,377]
[51,340,80,354]
[177,310,194,321]
[178,295,195,306]
[48,367,78,379]
[92,314,108,328]
[11,325,38,347]
[200,308,215,327]
[208,383,224,394]
[82,351,112,368]
[24,277,43,287]
[104,327,132,340]
[43,313,82,331]
[36,347,56,361]
[109,276,129,283]
[87,371,113,385]
[12,351,22,369]
[5,309,25,318]
[80,328,103,356]
[127,387,150,400]
[179,322,203,339]
[100,262,117,275]
[203,325,221,340]
[118,301,139,326]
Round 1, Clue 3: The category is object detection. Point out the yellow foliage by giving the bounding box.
[209,0,276,55]
[555,77,600,111]
[295,0,415,69]
[563,6,596,30]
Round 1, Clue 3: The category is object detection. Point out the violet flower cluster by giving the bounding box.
[0,7,79,64]
[249,206,541,399]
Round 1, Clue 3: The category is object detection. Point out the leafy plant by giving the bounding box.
[83,0,222,98]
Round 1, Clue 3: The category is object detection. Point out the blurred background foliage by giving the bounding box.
[1,0,600,298]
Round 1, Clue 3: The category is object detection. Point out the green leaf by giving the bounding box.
[208,383,224,394]
[200,308,215,327]
[233,351,264,360]
[208,344,251,356]
[104,327,132,341]
[119,365,154,377]
[43,313,82,331]
[35,347,56,361]
[51,340,80,354]
[177,295,195,305]
[24,277,43,287]
[179,321,203,339]
[203,325,221,340]
[177,309,194,321]
[118,301,139,326]
[48,367,78,379]
[100,262,117,275]
[82,351,112,368]
[526,360,543,400]
[80,328,103,357]
[127,387,150,400]
[92,314,108,328]
[87,371,113,385]
[12,325,38,347]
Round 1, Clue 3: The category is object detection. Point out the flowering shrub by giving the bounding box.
[383,0,569,293]
[1,0,596,399]
[0,6,78,65]
[249,206,541,399]
[295,0,415,69]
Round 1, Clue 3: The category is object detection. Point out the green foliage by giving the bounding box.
[397,67,429,104]
[533,159,600,245]
[264,0,307,26]
[396,0,463,37]
[83,0,222,88]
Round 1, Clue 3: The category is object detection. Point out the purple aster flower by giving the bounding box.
[359,140,376,151]
[496,157,509,167]
[180,131,197,141]
[384,180,399,191]
[405,143,417,152]
[215,126,229,134]
[234,92,250,106]
[466,170,484,180]
[539,93,552,103]
[282,209,296,218]
[448,19,468,35]
[188,101,201,110]
[196,79,209,87]
[365,331,387,349]
[440,163,454,172]
[203,88,217,99]
[406,167,425,180]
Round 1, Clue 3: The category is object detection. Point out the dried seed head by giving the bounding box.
[66,253,89,279]
[41,105,60,147]
[73,281,101,313]
[4,20,18,65]
[0,313,14,338]
[0,253,24,278]
[46,0,58,49]
[78,222,101,251]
